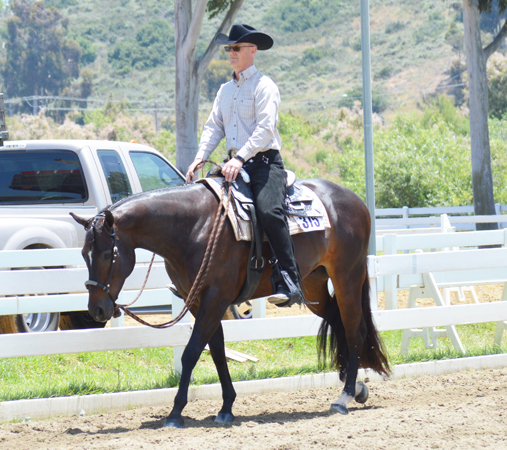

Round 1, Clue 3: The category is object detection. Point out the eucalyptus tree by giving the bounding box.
[174,0,245,172]
[462,0,507,229]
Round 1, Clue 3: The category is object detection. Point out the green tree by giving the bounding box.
[2,0,81,109]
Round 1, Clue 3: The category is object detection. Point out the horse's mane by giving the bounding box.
[101,183,195,214]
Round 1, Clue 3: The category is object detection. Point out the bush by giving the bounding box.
[338,86,390,114]
[301,47,326,65]
[328,108,476,208]
[267,0,341,33]
[202,60,231,100]
[488,52,507,120]
[385,21,405,34]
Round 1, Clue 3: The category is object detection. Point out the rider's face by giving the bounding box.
[228,44,257,73]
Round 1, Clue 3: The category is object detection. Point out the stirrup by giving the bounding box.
[267,271,304,307]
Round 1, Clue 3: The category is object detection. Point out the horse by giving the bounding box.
[71,178,390,427]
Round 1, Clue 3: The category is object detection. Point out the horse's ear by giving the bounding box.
[104,210,115,233]
[70,212,90,229]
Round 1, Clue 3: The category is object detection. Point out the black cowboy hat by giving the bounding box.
[215,24,273,51]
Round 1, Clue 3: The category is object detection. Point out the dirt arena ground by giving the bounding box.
[0,285,505,449]
[0,366,506,450]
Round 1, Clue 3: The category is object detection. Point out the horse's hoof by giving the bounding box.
[164,417,184,428]
[355,382,369,404]
[330,403,349,415]
[215,412,235,424]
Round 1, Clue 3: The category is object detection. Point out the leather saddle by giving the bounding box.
[198,170,327,307]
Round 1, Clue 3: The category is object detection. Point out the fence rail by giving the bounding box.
[0,243,505,371]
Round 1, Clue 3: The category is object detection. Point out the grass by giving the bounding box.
[0,322,505,402]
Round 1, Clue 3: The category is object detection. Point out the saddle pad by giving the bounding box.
[197,177,331,242]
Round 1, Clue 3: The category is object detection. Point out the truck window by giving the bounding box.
[130,151,184,191]
[97,150,132,203]
[0,150,87,204]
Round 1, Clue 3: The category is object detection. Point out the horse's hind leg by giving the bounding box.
[207,323,236,423]
[328,270,368,415]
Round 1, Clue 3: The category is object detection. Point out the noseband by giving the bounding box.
[84,212,119,303]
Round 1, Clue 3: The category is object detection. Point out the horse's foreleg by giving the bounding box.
[164,330,207,428]
[164,298,231,428]
[207,323,236,423]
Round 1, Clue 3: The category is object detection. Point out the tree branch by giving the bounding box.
[197,0,245,80]
[484,19,507,60]
[182,0,208,55]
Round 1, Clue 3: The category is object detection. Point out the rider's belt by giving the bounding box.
[248,149,279,164]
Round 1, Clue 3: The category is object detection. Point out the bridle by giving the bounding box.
[84,212,119,302]
[82,166,232,328]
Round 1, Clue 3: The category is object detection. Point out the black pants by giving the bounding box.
[243,149,299,284]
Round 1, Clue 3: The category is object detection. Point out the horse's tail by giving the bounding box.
[317,263,391,377]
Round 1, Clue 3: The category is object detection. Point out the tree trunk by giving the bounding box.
[173,0,245,174]
[462,0,498,230]
[175,50,201,173]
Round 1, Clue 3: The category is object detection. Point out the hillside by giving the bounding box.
[0,0,475,115]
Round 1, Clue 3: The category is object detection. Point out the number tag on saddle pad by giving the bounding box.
[294,216,326,232]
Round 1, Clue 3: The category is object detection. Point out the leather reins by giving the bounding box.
[85,166,232,329]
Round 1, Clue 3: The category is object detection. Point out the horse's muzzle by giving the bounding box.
[89,298,115,323]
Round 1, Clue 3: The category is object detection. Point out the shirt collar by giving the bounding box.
[233,65,258,85]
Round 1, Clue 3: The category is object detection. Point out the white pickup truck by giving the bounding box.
[0,138,185,333]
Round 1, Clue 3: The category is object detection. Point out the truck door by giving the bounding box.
[96,150,133,204]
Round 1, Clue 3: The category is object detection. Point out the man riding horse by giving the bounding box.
[186,24,305,307]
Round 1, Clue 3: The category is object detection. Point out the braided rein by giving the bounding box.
[114,160,232,328]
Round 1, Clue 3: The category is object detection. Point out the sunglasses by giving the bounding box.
[223,45,256,53]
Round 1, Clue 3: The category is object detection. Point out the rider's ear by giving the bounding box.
[104,210,115,233]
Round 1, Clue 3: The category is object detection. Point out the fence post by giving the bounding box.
[252,297,266,318]
[383,233,398,309]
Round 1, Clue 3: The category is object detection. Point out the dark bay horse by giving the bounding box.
[71,178,390,427]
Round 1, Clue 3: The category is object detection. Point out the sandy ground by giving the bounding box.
[0,367,506,449]
[1,285,505,449]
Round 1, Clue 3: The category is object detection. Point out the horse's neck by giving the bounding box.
[118,186,215,261]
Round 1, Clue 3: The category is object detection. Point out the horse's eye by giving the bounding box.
[103,251,112,260]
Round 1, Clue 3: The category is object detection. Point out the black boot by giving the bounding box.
[266,270,304,307]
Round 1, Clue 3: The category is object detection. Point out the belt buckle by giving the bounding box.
[262,155,269,164]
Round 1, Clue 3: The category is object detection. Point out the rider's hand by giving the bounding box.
[186,158,204,183]
[222,158,244,183]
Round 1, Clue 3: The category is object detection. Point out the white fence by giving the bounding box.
[376,204,507,231]
[0,240,506,372]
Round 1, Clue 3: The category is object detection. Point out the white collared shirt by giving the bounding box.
[196,65,282,162]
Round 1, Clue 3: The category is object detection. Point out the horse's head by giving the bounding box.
[71,210,136,322]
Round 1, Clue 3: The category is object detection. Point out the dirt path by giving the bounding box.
[1,366,506,449]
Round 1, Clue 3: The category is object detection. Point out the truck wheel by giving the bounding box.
[15,312,61,333]
[229,301,253,319]
[59,312,107,330]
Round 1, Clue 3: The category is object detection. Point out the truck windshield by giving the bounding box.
[129,151,184,191]
[0,150,87,204]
